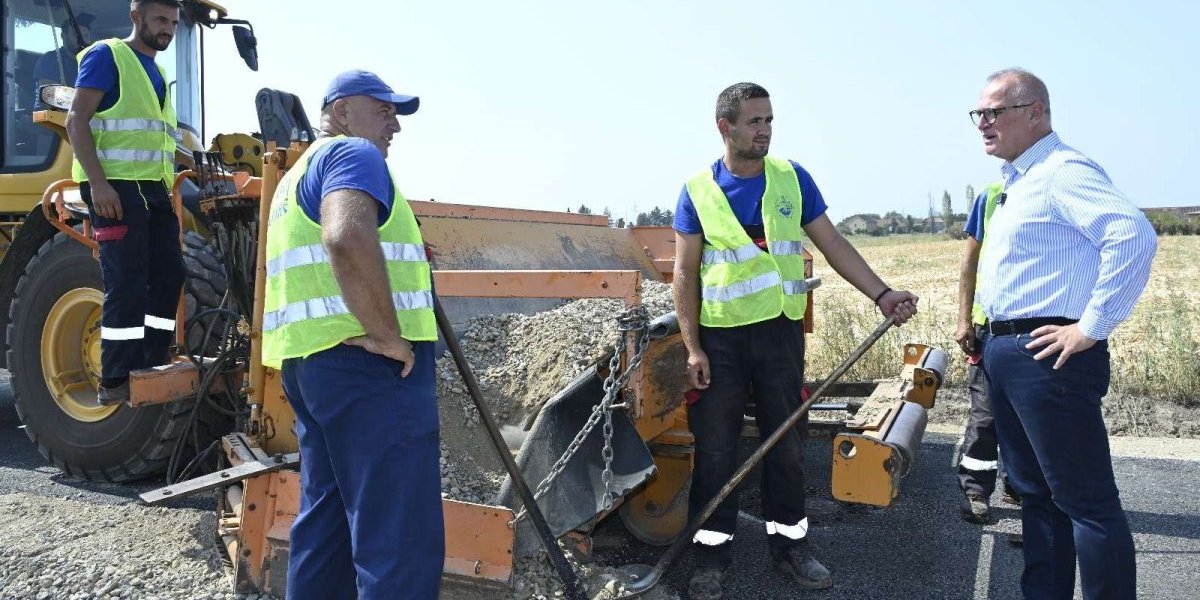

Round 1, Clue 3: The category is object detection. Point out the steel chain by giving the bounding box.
[512,305,650,523]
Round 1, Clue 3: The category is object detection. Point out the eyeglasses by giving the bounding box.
[969,103,1033,126]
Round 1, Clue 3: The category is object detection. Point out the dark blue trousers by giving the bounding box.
[688,315,808,567]
[82,180,184,384]
[982,331,1135,600]
[282,342,444,600]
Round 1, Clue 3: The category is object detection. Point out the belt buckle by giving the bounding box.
[988,320,1010,336]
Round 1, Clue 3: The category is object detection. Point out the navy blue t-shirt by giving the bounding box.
[963,190,988,241]
[673,159,828,236]
[297,138,394,225]
[75,42,165,112]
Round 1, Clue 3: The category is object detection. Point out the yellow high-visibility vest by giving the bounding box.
[262,136,437,368]
[687,156,807,327]
[972,183,1004,326]
[71,39,176,186]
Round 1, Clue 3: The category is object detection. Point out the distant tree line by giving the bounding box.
[1142,209,1200,235]
[570,205,674,227]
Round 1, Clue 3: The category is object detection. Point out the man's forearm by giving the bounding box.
[672,269,703,355]
[326,227,404,342]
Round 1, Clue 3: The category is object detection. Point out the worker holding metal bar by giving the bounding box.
[672,82,918,600]
[260,70,442,599]
[954,183,1021,525]
[971,68,1156,600]
[66,0,188,405]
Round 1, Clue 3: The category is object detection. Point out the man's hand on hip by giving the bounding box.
[878,290,919,325]
[955,320,978,355]
[1025,323,1097,370]
[344,335,415,377]
[686,350,711,390]
[90,181,123,220]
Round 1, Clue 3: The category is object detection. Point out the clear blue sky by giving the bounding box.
[203,0,1197,223]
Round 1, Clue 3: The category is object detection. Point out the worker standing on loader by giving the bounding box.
[672,82,918,600]
[953,183,1021,525]
[971,68,1156,600]
[261,70,442,600]
[66,0,187,405]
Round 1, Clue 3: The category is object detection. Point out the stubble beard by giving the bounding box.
[734,145,768,161]
[139,24,171,52]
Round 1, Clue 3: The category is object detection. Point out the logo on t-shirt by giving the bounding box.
[777,196,795,219]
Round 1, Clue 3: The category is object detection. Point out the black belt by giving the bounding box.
[984,317,1077,336]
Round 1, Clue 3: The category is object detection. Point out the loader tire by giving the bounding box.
[7,230,233,482]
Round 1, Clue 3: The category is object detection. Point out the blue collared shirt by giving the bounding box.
[977,132,1157,340]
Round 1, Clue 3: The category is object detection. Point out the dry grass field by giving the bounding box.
[803,235,1200,419]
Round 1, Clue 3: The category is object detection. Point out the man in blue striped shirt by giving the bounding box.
[972,68,1156,600]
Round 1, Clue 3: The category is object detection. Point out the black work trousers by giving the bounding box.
[688,314,808,568]
[82,180,185,385]
[958,362,1004,497]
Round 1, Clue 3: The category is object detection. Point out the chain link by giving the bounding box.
[512,305,650,523]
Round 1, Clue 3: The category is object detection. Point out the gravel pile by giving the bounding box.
[432,280,678,599]
[0,492,259,600]
[436,281,673,505]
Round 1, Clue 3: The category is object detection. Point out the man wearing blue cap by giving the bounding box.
[262,69,442,600]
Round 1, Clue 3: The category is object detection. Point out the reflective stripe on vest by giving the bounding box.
[89,117,176,138]
[263,290,435,333]
[71,39,176,185]
[94,149,169,162]
[687,155,808,327]
[701,271,782,303]
[265,242,427,278]
[261,136,437,369]
[971,183,1005,325]
[701,242,760,265]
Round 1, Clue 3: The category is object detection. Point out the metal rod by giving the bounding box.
[433,296,587,600]
[619,315,897,598]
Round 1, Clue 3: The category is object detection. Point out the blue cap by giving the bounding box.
[321,69,419,115]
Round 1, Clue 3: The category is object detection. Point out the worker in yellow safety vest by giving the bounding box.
[954,183,1023,525]
[672,82,919,600]
[66,0,192,405]
[261,69,441,599]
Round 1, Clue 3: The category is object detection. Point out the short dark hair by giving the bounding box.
[715,82,769,123]
[131,0,183,12]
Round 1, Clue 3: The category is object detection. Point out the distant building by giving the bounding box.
[840,215,878,235]
[922,216,947,233]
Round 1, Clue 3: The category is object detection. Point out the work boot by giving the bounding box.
[687,565,727,600]
[775,539,833,590]
[97,380,130,406]
[1001,481,1022,506]
[960,493,990,524]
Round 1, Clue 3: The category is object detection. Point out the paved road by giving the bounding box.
[593,427,1200,600]
[1,368,1197,599]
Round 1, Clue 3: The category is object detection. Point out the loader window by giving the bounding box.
[1,12,62,172]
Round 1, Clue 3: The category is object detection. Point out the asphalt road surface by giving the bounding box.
[591,426,1200,600]
[0,369,1196,599]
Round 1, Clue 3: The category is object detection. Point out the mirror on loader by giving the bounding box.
[224,21,259,72]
